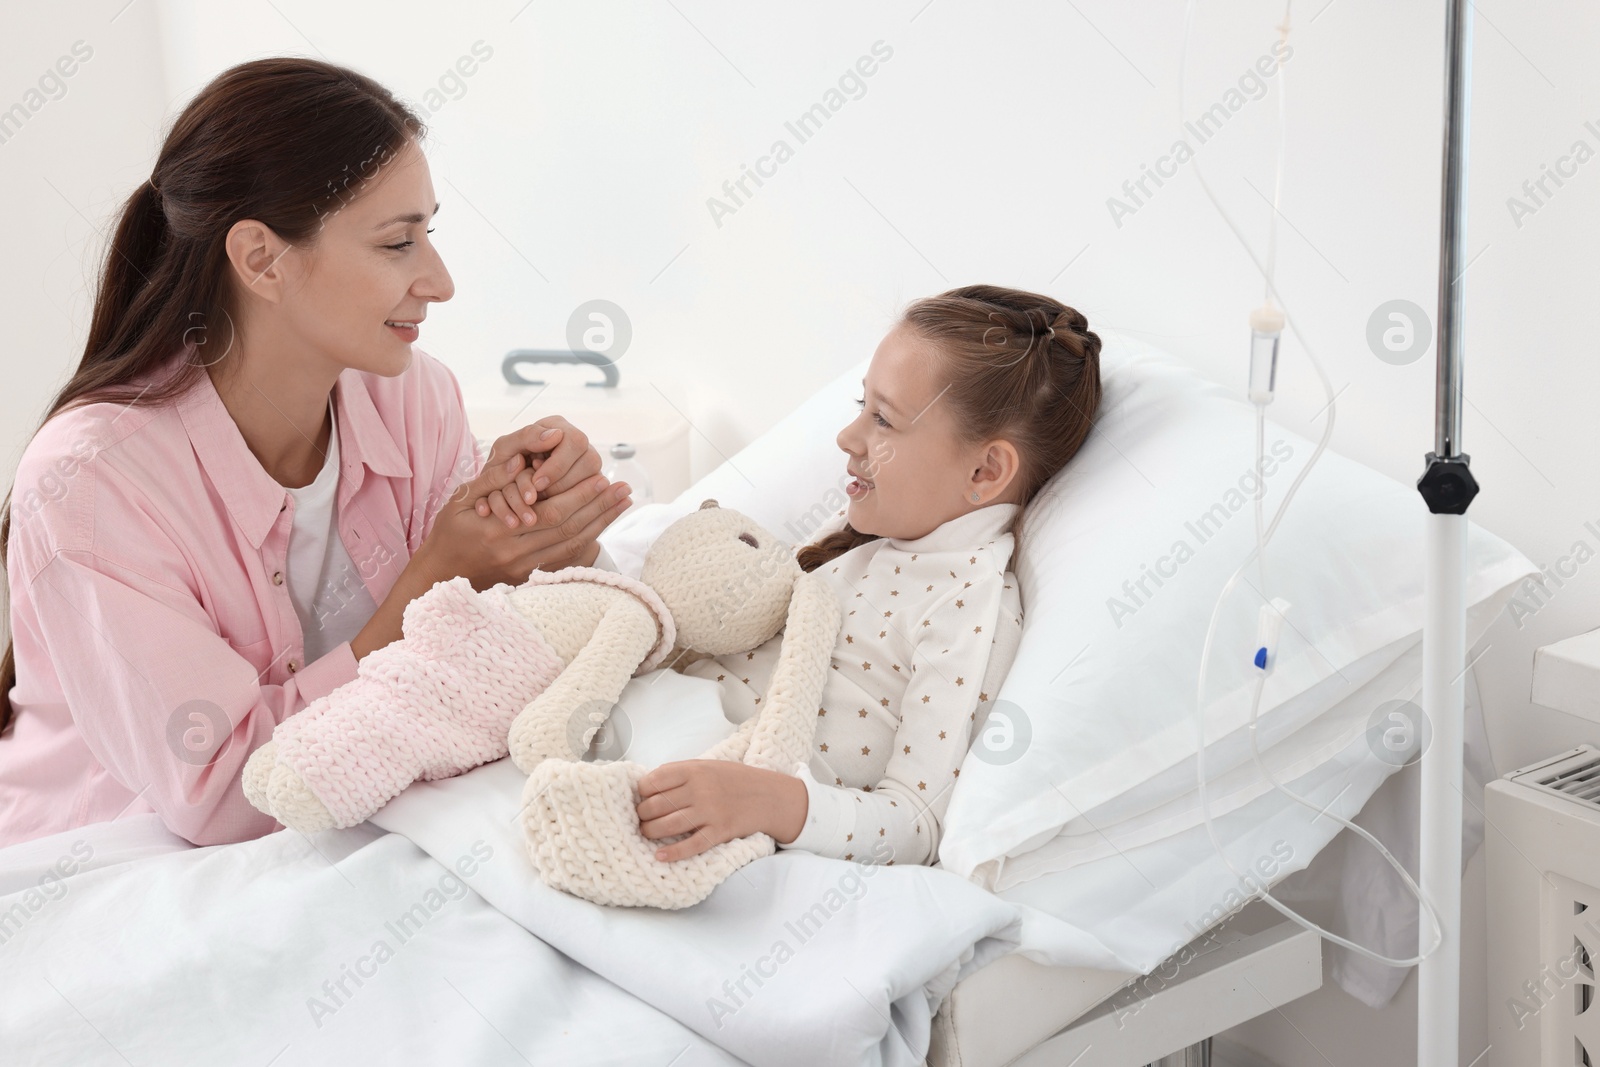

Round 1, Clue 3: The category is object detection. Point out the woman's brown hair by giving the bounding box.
[0,58,427,737]
[797,284,1103,572]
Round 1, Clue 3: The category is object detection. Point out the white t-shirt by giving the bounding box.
[282,399,378,666]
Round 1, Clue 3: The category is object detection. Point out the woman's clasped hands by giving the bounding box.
[417,416,634,592]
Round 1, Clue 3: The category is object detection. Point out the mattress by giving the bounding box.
[929,951,1133,1067]
[929,904,1323,1067]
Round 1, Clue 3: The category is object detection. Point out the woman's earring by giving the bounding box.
[971,492,981,502]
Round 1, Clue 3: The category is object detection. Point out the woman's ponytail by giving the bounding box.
[86,179,173,380]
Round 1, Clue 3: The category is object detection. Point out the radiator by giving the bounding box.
[1486,744,1600,1066]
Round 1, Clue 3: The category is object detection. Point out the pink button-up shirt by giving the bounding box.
[0,346,482,848]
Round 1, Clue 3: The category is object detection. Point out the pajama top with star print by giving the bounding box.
[682,501,1023,867]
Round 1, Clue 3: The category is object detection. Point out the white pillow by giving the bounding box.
[974,633,1424,889]
[936,335,1534,881]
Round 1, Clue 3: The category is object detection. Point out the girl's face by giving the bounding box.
[226,136,454,378]
[837,323,1020,541]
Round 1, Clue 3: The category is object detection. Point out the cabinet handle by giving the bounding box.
[501,349,620,389]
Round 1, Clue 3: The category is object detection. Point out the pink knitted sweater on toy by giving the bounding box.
[266,566,675,828]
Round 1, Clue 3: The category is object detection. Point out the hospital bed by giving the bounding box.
[0,332,1532,1066]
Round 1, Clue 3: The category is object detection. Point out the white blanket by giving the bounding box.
[0,670,1128,1066]
[0,770,1127,1067]
[370,758,1128,1064]
[0,813,751,1066]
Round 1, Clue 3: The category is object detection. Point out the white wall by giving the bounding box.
[6,3,1597,1064]
[2,1,169,516]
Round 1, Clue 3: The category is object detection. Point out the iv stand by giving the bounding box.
[1416,0,1479,1062]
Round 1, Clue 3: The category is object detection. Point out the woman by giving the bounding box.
[0,58,634,849]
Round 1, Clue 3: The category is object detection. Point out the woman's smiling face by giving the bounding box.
[228,136,454,377]
[837,322,1014,542]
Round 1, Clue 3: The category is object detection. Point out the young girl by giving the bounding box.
[631,285,1103,868]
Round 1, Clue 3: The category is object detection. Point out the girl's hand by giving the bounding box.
[636,760,809,862]
[474,419,604,529]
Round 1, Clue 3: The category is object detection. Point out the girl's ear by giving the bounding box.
[971,439,1021,500]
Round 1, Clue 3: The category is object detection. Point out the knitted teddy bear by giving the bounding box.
[518,501,841,910]
[240,501,838,838]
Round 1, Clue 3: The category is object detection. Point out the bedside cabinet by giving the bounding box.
[1532,627,1600,724]
[462,350,691,504]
